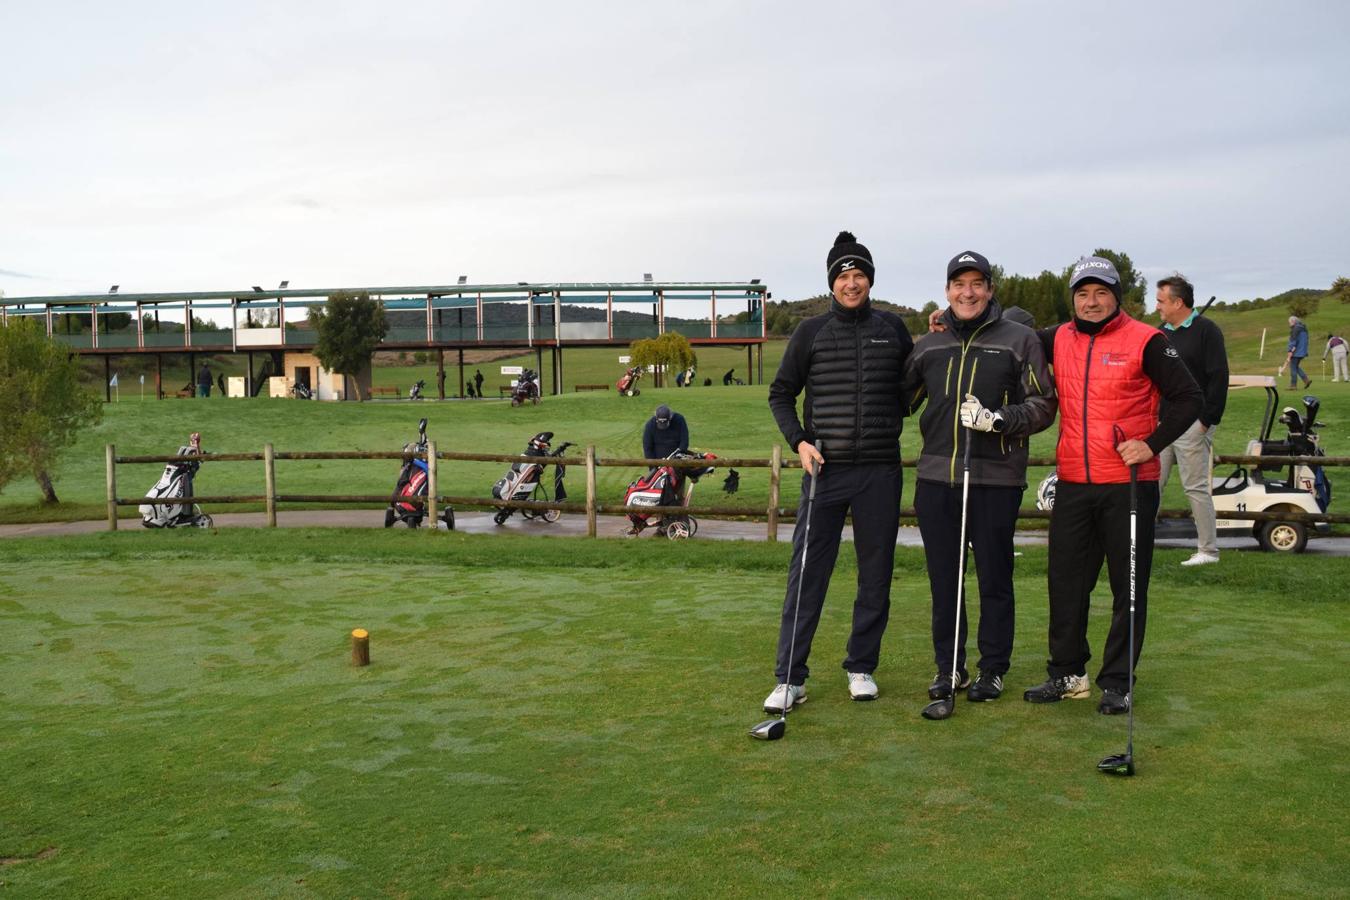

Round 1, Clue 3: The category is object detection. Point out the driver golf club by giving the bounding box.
[750,444,822,741]
[922,427,973,721]
[1099,427,1138,776]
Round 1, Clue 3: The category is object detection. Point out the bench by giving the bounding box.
[175,388,195,399]
[499,385,514,397]
[368,385,401,399]
[575,383,609,392]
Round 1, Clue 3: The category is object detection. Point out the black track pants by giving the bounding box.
[915,480,1023,677]
[1046,479,1159,692]
[774,463,901,684]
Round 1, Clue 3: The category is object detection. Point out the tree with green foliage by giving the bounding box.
[1330,276,1349,304]
[1083,248,1147,318]
[308,291,388,401]
[629,332,696,388]
[1287,292,1320,319]
[0,318,104,503]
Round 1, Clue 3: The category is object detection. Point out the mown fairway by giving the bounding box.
[1,531,1347,896]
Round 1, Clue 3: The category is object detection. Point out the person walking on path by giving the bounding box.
[1323,333,1348,382]
[1022,256,1202,716]
[762,231,914,713]
[1281,316,1313,389]
[1155,274,1228,567]
[197,363,212,398]
[473,369,484,397]
[903,251,1057,706]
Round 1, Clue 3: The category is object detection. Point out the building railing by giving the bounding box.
[103,447,1350,538]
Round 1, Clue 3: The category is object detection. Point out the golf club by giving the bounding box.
[750,443,822,741]
[1099,425,1137,776]
[922,426,973,720]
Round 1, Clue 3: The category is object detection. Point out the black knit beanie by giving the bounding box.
[826,231,875,290]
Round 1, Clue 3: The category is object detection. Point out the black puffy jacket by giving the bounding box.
[769,300,913,464]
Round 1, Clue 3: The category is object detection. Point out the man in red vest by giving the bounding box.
[1023,257,1202,715]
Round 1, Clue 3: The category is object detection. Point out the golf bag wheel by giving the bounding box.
[686,516,699,537]
[666,520,691,540]
[196,514,213,529]
[384,508,396,528]
[521,508,538,520]
[407,516,422,529]
[494,509,510,525]
[542,507,561,523]
[531,395,540,405]
[443,508,455,531]
[511,397,522,407]
[1258,519,1307,553]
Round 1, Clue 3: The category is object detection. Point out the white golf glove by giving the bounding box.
[959,393,999,432]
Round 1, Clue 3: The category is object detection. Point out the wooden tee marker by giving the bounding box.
[350,628,370,666]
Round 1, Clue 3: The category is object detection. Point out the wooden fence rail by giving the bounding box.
[105,445,1350,536]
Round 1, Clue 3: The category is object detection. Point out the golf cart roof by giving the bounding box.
[1229,375,1277,389]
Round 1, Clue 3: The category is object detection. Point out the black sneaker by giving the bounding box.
[1098,688,1131,715]
[967,670,1004,702]
[928,669,970,701]
[1022,674,1091,703]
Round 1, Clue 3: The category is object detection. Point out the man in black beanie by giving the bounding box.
[763,231,914,712]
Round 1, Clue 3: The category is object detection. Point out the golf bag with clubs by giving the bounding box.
[492,431,573,525]
[139,432,213,528]
[622,449,717,539]
[408,379,425,400]
[510,369,541,406]
[384,417,455,530]
[616,366,643,397]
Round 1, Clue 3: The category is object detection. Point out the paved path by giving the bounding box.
[3,510,1347,556]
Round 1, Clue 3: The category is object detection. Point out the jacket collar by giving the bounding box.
[830,298,872,322]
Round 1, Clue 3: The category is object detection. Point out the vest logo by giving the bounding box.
[1100,352,1130,366]
[870,339,889,344]
[1164,346,1179,358]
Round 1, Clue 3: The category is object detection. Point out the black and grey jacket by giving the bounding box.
[902,300,1056,487]
[769,299,913,465]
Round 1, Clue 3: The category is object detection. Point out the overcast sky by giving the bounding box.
[3,0,1347,311]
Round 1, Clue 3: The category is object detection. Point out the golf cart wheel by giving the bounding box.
[384,508,396,528]
[542,507,561,523]
[443,508,455,531]
[666,520,691,540]
[1258,519,1307,553]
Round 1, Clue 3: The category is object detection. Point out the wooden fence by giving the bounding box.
[105,445,1350,538]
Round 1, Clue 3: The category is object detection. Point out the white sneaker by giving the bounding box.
[1181,551,1220,567]
[763,683,807,714]
[847,672,879,701]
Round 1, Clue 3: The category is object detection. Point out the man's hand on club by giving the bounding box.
[798,442,824,476]
[1116,439,1154,466]
[959,393,998,432]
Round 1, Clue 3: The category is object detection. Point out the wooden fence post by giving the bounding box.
[106,444,118,532]
[767,444,781,542]
[585,445,597,538]
[427,441,438,527]
[264,443,277,527]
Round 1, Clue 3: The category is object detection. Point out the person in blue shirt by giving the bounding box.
[1282,316,1312,389]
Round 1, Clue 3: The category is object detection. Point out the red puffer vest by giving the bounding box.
[1054,313,1160,484]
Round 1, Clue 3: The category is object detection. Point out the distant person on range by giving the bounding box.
[1155,274,1228,567]
[763,231,913,712]
[474,369,485,397]
[197,363,212,398]
[1280,316,1312,389]
[642,404,690,463]
[1323,333,1348,382]
[1022,257,1202,715]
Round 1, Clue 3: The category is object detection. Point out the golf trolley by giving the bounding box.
[1211,375,1331,553]
[616,366,643,397]
[622,449,717,539]
[384,417,455,530]
[140,432,213,529]
[510,369,541,407]
[491,431,573,525]
[408,379,425,400]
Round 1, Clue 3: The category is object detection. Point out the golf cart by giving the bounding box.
[1211,375,1331,553]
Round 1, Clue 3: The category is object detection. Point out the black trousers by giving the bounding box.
[775,463,901,684]
[1046,479,1159,692]
[915,480,1023,677]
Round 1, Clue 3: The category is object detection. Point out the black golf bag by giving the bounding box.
[409,379,425,400]
[140,432,213,528]
[491,431,572,525]
[384,417,455,529]
[510,370,541,406]
[1263,397,1332,511]
[622,449,716,539]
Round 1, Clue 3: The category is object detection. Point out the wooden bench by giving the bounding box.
[175,388,195,399]
[575,383,610,392]
[368,385,401,399]
[499,385,514,397]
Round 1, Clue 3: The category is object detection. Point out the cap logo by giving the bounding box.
[958,254,977,263]
[1075,260,1112,274]
[839,261,856,272]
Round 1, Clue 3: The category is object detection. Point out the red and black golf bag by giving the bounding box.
[622,449,716,539]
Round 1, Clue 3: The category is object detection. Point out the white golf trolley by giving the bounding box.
[1211,375,1331,553]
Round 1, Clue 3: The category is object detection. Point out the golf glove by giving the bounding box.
[959,393,1001,432]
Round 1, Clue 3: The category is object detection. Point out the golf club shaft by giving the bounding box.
[782,442,822,717]
[948,431,974,693]
[1127,463,1137,757]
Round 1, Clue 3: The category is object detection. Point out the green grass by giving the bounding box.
[1,531,1347,896]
